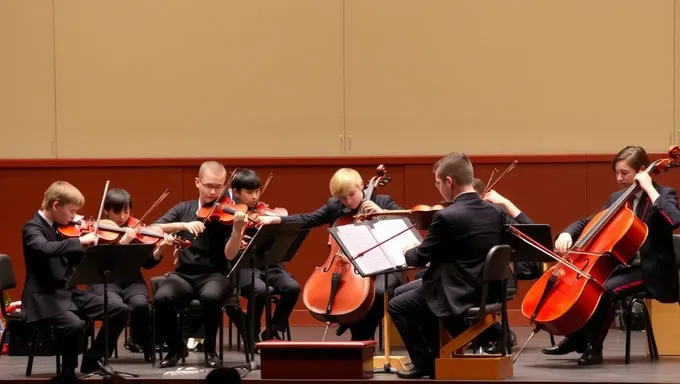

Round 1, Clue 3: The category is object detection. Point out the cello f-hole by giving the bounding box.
[576,258,590,279]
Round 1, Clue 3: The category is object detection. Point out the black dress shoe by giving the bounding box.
[577,346,603,366]
[542,337,587,355]
[260,329,282,341]
[336,325,348,336]
[158,348,189,368]
[205,351,223,368]
[80,356,112,375]
[396,363,433,379]
[142,344,154,363]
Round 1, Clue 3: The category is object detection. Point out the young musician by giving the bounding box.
[228,169,299,341]
[87,188,173,362]
[257,168,404,341]
[151,161,245,368]
[388,153,505,379]
[543,146,680,365]
[21,181,129,375]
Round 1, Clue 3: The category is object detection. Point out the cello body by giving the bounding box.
[521,205,648,335]
[302,214,376,325]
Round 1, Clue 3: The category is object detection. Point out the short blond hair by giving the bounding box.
[198,161,227,179]
[41,181,85,210]
[329,168,363,198]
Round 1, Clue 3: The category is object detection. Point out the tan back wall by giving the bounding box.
[1,0,678,158]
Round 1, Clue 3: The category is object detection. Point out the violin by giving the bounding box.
[194,168,257,226]
[511,146,680,336]
[58,217,190,248]
[244,173,288,228]
[302,165,390,329]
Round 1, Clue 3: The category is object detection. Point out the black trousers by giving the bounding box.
[349,272,403,341]
[44,289,129,372]
[388,285,467,370]
[239,264,300,336]
[567,266,647,349]
[89,281,150,347]
[153,272,232,352]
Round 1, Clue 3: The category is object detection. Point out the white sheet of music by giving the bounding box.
[371,219,420,268]
[336,224,393,275]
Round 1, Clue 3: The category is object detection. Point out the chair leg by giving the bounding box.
[625,299,634,364]
[219,310,225,361]
[286,321,292,341]
[25,327,37,377]
[179,313,185,363]
[228,318,233,349]
[636,298,659,359]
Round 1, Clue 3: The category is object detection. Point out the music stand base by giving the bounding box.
[229,360,261,373]
[373,355,410,373]
[80,365,139,379]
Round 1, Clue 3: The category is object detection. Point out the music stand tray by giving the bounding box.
[68,243,155,378]
[228,223,308,365]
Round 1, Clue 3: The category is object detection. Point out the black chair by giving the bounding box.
[229,286,292,350]
[149,275,251,365]
[0,254,62,376]
[440,245,513,358]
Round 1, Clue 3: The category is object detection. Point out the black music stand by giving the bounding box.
[328,217,420,374]
[501,224,559,362]
[67,244,155,378]
[227,222,307,367]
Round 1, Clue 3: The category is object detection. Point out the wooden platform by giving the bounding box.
[0,327,677,383]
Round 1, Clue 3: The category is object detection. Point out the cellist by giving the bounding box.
[257,168,404,341]
[544,146,680,365]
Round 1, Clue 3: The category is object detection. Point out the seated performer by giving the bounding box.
[229,168,299,341]
[257,167,404,341]
[21,181,129,376]
[544,146,680,365]
[151,161,245,368]
[388,153,505,378]
[87,188,173,362]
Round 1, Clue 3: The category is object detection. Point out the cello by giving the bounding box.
[302,165,391,335]
[508,146,680,338]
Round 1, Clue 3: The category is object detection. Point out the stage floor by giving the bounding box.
[0,326,677,383]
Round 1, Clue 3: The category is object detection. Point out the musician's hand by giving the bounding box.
[233,211,247,230]
[402,241,420,254]
[360,201,383,214]
[482,190,507,206]
[258,215,281,226]
[159,234,175,248]
[554,233,573,254]
[182,221,205,237]
[79,232,99,247]
[634,172,654,192]
[119,227,138,245]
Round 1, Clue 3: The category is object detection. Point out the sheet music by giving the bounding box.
[371,219,420,268]
[335,224,393,275]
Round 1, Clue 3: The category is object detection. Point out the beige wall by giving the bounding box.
[1,0,677,158]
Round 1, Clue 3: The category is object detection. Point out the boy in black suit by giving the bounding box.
[87,188,173,362]
[544,146,680,365]
[21,181,129,376]
[388,153,505,379]
[228,169,300,342]
[257,167,404,341]
[151,161,245,368]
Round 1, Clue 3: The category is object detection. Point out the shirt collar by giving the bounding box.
[38,210,54,228]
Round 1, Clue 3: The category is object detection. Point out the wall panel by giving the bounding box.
[53,0,345,158]
[0,0,56,158]
[344,0,674,156]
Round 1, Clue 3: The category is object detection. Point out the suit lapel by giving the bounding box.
[35,213,57,241]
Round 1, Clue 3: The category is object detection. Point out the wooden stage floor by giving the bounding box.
[0,326,677,383]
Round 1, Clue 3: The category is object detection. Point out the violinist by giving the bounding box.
[86,188,174,362]
[543,146,680,365]
[387,153,505,379]
[21,181,129,376]
[257,168,404,341]
[227,169,299,342]
[150,161,242,369]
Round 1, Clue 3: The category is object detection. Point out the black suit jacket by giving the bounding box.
[281,194,401,228]
[405,192,504,317]
[564,183,680,303]
[21,213,83,323]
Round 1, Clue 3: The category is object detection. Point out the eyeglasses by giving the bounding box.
[198,179,225,191]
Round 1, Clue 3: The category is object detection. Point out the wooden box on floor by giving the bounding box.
[649,299,680,356]
[256,340,376,380]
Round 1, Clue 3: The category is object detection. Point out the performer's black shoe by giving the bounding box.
[80,356,110,374]
[542,337,587,355]
[396,363,433,379]
[205,350,223,368]
[578,345,603,365]
[336,324,349,336]
[158,347,189,368]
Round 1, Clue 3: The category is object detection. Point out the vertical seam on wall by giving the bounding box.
[342,0,347,155]
[674,0,677,146]
[51,0,58,158]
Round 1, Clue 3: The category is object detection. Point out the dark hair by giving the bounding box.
[433,152,474,186]
[231,169,261,191]
[204,367,242,384]
[104,188,132,213]
[612,146,649,172]
[472,178,485,195]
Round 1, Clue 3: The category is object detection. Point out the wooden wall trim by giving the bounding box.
[0,153,645,168]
